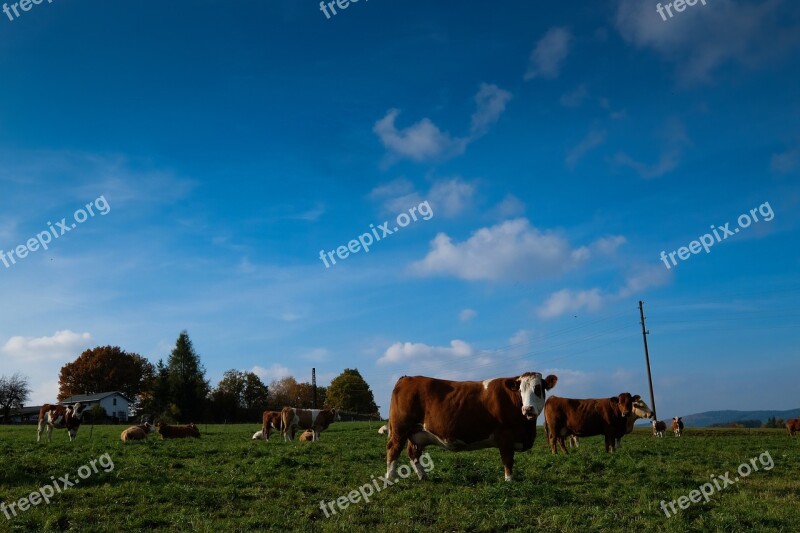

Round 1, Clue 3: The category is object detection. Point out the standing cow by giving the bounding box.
[786,418,799,437]
[557,397,654,450]
[672,417,684,437]
[544,393,640,453]
[37,403,87,442]
[256,410,285,441]
[652,420,667,438]
[384,372,558,482]
[281,408,339,442]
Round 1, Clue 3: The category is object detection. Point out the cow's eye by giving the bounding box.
[534,385,542,396]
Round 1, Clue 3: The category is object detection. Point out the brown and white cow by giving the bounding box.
[299,430,315,442]
[156,422,200,439]
[281,408,339,442]
[37,402,87,443]
[786,418,799,437]
[561,397,654,450]
[384,372,558,482]
[652,420,667,438]
[672,417,684,437]
[121,422,154,442]
[257,410,285,441]
[544,393,640,454]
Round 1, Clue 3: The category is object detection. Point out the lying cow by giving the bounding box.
[672,417,684,437]
[299,430,315,441]
[556,397,654,450]
[259,410,285,441]
[281,407,338,441]
[544,393,641,453]
[121,422,155,442]
[652,420,666,438]
[385,372,558,482]
[37,402,87,443]
[786,418,799,437]
[156,422,200,439]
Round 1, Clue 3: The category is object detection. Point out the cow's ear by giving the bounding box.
[543,374,558,390]
[633,395,641,401]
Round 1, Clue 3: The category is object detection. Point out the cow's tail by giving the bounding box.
[543,419,549,438]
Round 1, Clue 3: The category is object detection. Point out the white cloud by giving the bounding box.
[459,308,477,322]
[251,363,291,382]
[470,83,513,136]
[378,339,474,365]
[566,129,606,170]
[611,121,689,179]
[410,218,613,282]
[525,27,572,80]
[537,265,670,319]
[492,194,526,218]
[429,178,476,218]
[538,289,604,319]
[373,109,466,162]
[615,0,799,85]
[771,146,800,173]
[2,330,92,362]
[374,84,511,163]
[560,84,588,107]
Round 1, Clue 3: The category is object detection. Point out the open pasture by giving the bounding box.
[1,423,798,532]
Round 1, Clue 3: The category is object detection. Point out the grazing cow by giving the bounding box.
[556,397,654,451]
[544,393,640,454]
[653,420,667,438]
[786,418,799,437]
[299,430,315,441]
[260,410,285,441]
[121,422,154,442]
[378,424,390,436]
[37,402,87,443]
[672,417,684,437]
[282,408,338,442]
[156,422,200,439]
[385,372,558,482]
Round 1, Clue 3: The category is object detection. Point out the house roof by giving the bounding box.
[60,391,133,404]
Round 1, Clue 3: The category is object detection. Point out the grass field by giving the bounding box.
[1,422,798,532]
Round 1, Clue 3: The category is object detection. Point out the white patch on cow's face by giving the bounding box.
[632,400,653,420]
[518,373,546,419]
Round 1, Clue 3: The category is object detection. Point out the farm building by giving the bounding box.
[0,405,42,424]
[60,391,132,422]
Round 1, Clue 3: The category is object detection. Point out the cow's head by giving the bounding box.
[615,393,635,417]
[513,372,558,420]
[71,402,86,419]
[631,397,653,420]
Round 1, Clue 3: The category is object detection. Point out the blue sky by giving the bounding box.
[1,0,798,420]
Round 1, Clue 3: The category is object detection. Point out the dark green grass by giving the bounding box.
[1,423,797,532]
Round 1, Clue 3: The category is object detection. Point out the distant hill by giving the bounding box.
[680,409,800,427]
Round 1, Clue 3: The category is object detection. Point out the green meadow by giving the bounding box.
[1,423,797,532]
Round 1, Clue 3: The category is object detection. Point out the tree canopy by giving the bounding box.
[326,368,378,415]
[0,373,31,424]
[57,346,154,401]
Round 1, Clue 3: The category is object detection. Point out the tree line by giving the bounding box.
[2,330,379,424]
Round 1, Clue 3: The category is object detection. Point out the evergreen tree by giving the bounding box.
[326,368,378,415]
[166,331,209,422]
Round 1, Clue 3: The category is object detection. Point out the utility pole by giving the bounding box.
[312,368,317,409]
[639,301,657,420]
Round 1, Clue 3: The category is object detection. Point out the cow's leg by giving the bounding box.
[498,441,515,481]
[47,425,53,443]
[557,435,568,454]
[406,441,426,480]
[37,421,43,442]
[604,434,615,452]
[386,431,407,481]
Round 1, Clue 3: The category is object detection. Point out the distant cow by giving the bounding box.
[281,408,339,442]
[563,397,653,450]
[672,417,684,437]
[786,418,799,437]
[653,420,667,438]
[156,422,200,439]
[37,402,87,443]
[121,422,154,442]
[385,372,558,481]
[260,410,285,441]
[299,430,315,441]
[544,393,640,453]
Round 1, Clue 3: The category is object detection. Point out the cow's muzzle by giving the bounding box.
[522,406,537,420]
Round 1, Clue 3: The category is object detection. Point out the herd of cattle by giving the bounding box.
[33,374,800,481]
